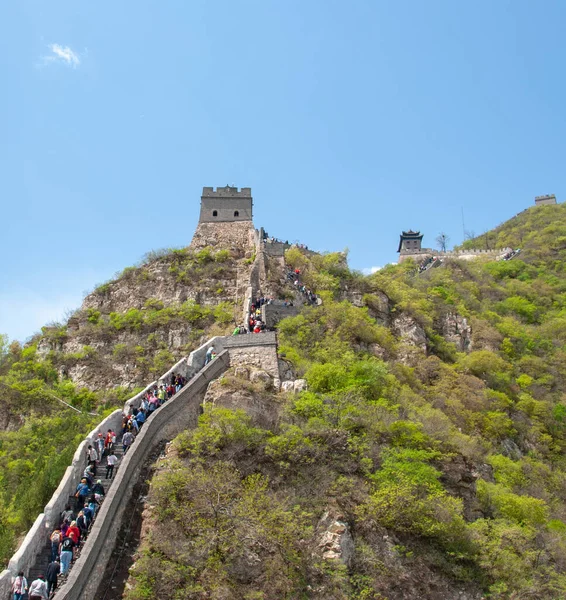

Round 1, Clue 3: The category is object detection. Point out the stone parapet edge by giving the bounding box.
[52,352,230,600]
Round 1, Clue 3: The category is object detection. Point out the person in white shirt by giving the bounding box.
[106,452,118,479]
[28,575,48,599]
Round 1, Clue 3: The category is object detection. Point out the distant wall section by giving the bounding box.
[398,248,512,263]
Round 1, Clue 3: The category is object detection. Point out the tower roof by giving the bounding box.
[398,230,423,252]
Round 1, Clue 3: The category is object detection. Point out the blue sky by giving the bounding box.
[1,0,565,341]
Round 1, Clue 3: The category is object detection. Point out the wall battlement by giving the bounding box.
[202,186,252,197]
[398,247,512,263]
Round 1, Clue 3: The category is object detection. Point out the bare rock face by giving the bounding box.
[317,508,354,567]
[280,379,307,394]
[392,314,427,352]
[234,366,250,380]
[440,456,481,520]
[281,381,294,393]
[203,378,280,428]
[440,312,472,352]
[277,357,296,382]
[363,291,390,324]
[190,221,256,255]
[340,288,364,308]
[249,369,273,389]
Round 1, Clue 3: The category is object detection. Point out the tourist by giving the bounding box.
[135,410,146,428]
[83,464,95,488]
[104,429,114,454]
[122,430,135,454]
[86,444,98,471]
[130,415,139,433]
[50,528,61,562]
[75,478,90,511]
[96,432,105,458]
[92,479,105,503]
[28,575,48,600]
[76,511,88,540]
[45,559,59,597]
[60,522,69,539]
[59,535,75,575]
[67,521,80,544]
[106,452,118,479]
[11,570,28,600]
[205,346,215,365]
[83,500,95,525]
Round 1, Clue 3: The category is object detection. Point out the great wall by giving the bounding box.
[2,186,560,598]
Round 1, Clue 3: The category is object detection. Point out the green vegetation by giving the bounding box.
[129,205,566,598]
[0,337,123,563]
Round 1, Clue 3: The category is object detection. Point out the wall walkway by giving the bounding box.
[0,331,279,599]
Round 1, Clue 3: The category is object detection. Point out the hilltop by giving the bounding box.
[459,202,566,266]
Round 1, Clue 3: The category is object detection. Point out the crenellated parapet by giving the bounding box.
[399,247,513,263]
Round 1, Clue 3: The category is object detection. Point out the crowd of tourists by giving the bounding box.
[502,248,521,261]
[122,372,188,434]
[287,269,319,305]
[11,430,118,598]
[261,231,311,251]
[10,263,324,598]
[11,371,192,599]
[418,256,437,273]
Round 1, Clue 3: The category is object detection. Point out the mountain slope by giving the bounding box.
[125,208,566,599]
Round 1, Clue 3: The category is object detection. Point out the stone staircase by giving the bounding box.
[27,444,124,585]
[2,333,280,600]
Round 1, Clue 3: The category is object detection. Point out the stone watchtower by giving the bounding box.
[535,194,557,206]
[398,230,423,253]
[199,186,253,223]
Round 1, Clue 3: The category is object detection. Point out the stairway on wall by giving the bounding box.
[27,444,124,585]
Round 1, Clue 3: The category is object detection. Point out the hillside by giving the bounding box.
[123,204,566,599]
[4,203,566,598]
[459,202,566,267]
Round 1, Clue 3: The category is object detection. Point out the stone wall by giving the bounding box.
[535,194,557,206]
[262,303,299,328]
[398,247,512,264]
[53,352,231,600]
[263,240,291,257]
[124,332,277,413]
[2,409,124,592]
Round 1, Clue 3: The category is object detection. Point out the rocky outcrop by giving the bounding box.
[440,456,481,520]
[439,312,472,352]
[190,221,256,254]
[392,314,427,352]
[362,291,390,324]
[203,373,281,428]
[281,379,307,394]
[316,508,354,566]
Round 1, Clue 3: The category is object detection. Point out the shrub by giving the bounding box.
[359,448,468,548]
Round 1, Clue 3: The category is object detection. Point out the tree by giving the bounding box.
[435,232,450,252]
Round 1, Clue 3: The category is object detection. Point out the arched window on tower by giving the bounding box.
[234,211,239,217]
[212,210,218,217]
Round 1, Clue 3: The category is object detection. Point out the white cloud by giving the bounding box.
[40,43,80,68]
[361,266,382,275]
